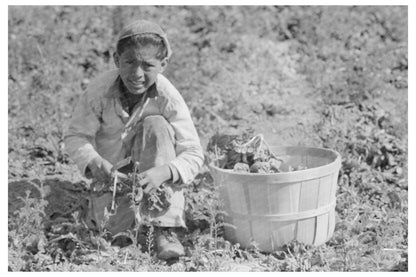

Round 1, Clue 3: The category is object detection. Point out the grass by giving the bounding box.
[8,5,407,271]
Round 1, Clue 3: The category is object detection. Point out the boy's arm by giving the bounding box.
[163,92,204,185]
[64,91,103,176]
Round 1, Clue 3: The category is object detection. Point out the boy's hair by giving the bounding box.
[116,33,168,60]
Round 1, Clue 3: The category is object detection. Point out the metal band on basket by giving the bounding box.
[228,201,336,222]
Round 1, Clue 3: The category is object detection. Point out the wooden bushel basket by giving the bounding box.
[209,146,341,252]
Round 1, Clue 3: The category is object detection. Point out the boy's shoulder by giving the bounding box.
[155,74,182,99]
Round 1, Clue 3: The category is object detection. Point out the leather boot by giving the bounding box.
[155,227,185,260]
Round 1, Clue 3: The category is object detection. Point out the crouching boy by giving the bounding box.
[64,20,204,260]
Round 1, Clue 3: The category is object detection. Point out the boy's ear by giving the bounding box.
[159,57,168,73]
[113,52,120,68]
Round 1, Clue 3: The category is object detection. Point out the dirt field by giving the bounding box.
[8,6,408,271]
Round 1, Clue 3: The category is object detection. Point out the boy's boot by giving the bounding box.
[155,227,185,260]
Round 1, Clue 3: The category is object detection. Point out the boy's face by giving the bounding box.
[114,45,167,95]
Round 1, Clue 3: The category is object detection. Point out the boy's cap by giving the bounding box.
[117,20,172,59]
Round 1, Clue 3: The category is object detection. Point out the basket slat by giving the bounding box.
[297,217,316,244]
[298,179,319,212]
[272,221,297,248]
[314,173,334,244]
[248,181,270,215]
[270,181,301,214]
[327,209,336,238]
[318,174,333,206]
[315,213,330,245]
[226,182,248,215]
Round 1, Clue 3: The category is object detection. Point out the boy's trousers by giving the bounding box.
[86,115,186,235]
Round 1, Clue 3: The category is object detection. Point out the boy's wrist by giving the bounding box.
[160,164,173,183]
[167,163,180,183]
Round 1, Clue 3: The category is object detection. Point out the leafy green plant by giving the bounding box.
[8,181,49,271]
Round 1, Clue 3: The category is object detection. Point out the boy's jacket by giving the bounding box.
[64,70,204,185]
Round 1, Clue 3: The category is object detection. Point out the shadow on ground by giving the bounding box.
[8,178,90,221]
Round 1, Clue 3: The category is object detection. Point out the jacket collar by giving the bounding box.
[104,74,160,99]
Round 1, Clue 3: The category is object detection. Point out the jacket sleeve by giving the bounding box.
[63,90,103,176]
[162,90,204,185]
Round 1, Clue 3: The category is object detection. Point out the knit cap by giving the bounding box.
[117,20,172,59]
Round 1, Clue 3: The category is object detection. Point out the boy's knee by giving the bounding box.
[132,115,176,168]
[142,115,174,138]
[142,115,168,131]
[143,115,167,126]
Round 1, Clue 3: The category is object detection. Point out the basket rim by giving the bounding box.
[208,146,342,182]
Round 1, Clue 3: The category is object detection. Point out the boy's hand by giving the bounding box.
[136,164,172,194]
[88,156,113,183]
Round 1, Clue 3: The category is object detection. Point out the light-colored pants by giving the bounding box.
[87,116,186,235]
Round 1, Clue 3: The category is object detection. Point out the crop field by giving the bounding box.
[8,6,408,271]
